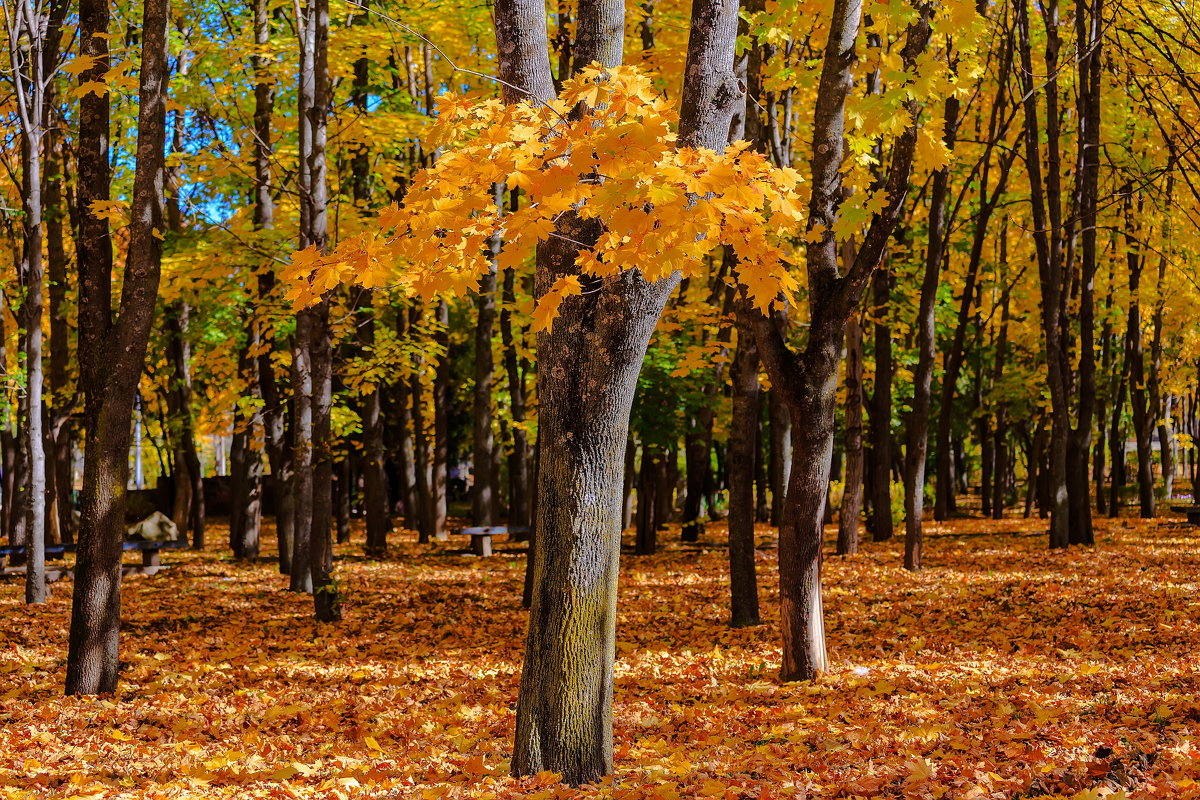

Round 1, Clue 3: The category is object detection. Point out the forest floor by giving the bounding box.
[2,515,1200,799]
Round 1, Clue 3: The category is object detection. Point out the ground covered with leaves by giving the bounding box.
[2,516,1200,799]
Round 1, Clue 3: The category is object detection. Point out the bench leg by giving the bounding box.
[472,535,492,557]
[142,549,161,567]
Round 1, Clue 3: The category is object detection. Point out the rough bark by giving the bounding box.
[509,0,743,781]
[67,0,168,694]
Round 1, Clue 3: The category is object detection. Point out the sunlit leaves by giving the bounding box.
[284,65,807,318]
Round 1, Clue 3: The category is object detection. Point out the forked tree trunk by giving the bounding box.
[67,0,168,694]
[753,0,931,681]
[507,0,745,781]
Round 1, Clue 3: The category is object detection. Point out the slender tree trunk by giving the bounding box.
[728,298,761,625]
[753,0,931,680]
[67,0,168,694]
[867,264,893,541]
[500,249,531,527]
[251,0,290,574]
[905,95,959,570]
[432,299,450,540]
[635,446,661,555]
[1015,0,1069,547]
[473,185,502,526]
[837,311,864,556]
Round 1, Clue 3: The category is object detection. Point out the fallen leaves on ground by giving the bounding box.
[3,515,1200,799]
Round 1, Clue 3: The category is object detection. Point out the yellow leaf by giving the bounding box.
[532,275,582,333]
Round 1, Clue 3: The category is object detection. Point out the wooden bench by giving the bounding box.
[1170,505,1200,526]
[453,526,530,556]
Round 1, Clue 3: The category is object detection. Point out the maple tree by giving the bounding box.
[0,0,1198,791]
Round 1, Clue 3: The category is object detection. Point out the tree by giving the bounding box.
[752,0,933,680]
[66,0,169,694]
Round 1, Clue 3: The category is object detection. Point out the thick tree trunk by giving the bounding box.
[67,0,167,694]
[509,0,744,779]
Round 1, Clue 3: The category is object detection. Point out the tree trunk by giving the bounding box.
[753,0,931,680]
[501,249,531,528]
[250,0,290,574]
[904,95,959,570]
[67,0,168,694]
[1015,0,1069,547]
[867,264,894,541]
[837,312,864,556]
[509,0,745,779]
[229,343,263,560]
[432,299,450,540]
[635,445,661,555]
[728,298,761,626]
[473,185,502,526]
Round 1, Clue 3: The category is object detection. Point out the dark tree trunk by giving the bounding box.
[250,0,290,574]
[905,95,959,570]
[753,1,930,680]
[229,344,263,560]
[166,302,204,548]
[1015,0,1069,547]
[1065,0,1102,545]
[335,457,351,544]
[67,0,168,694]
[473,184,502,526]
[867,265,893,541]
[635,446,662,556]
[432,299,450,540]
[501,248,531,528]
[768,376,791,525]
[837,311,864,556]
[412,311,434,543]
[728,298,761,626]
[755,405,771,522]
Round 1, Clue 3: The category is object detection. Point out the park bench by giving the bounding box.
[0,538,187,577]
[1171,505,1200,526]
[0,544,70,570]
[453,526,530,556]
